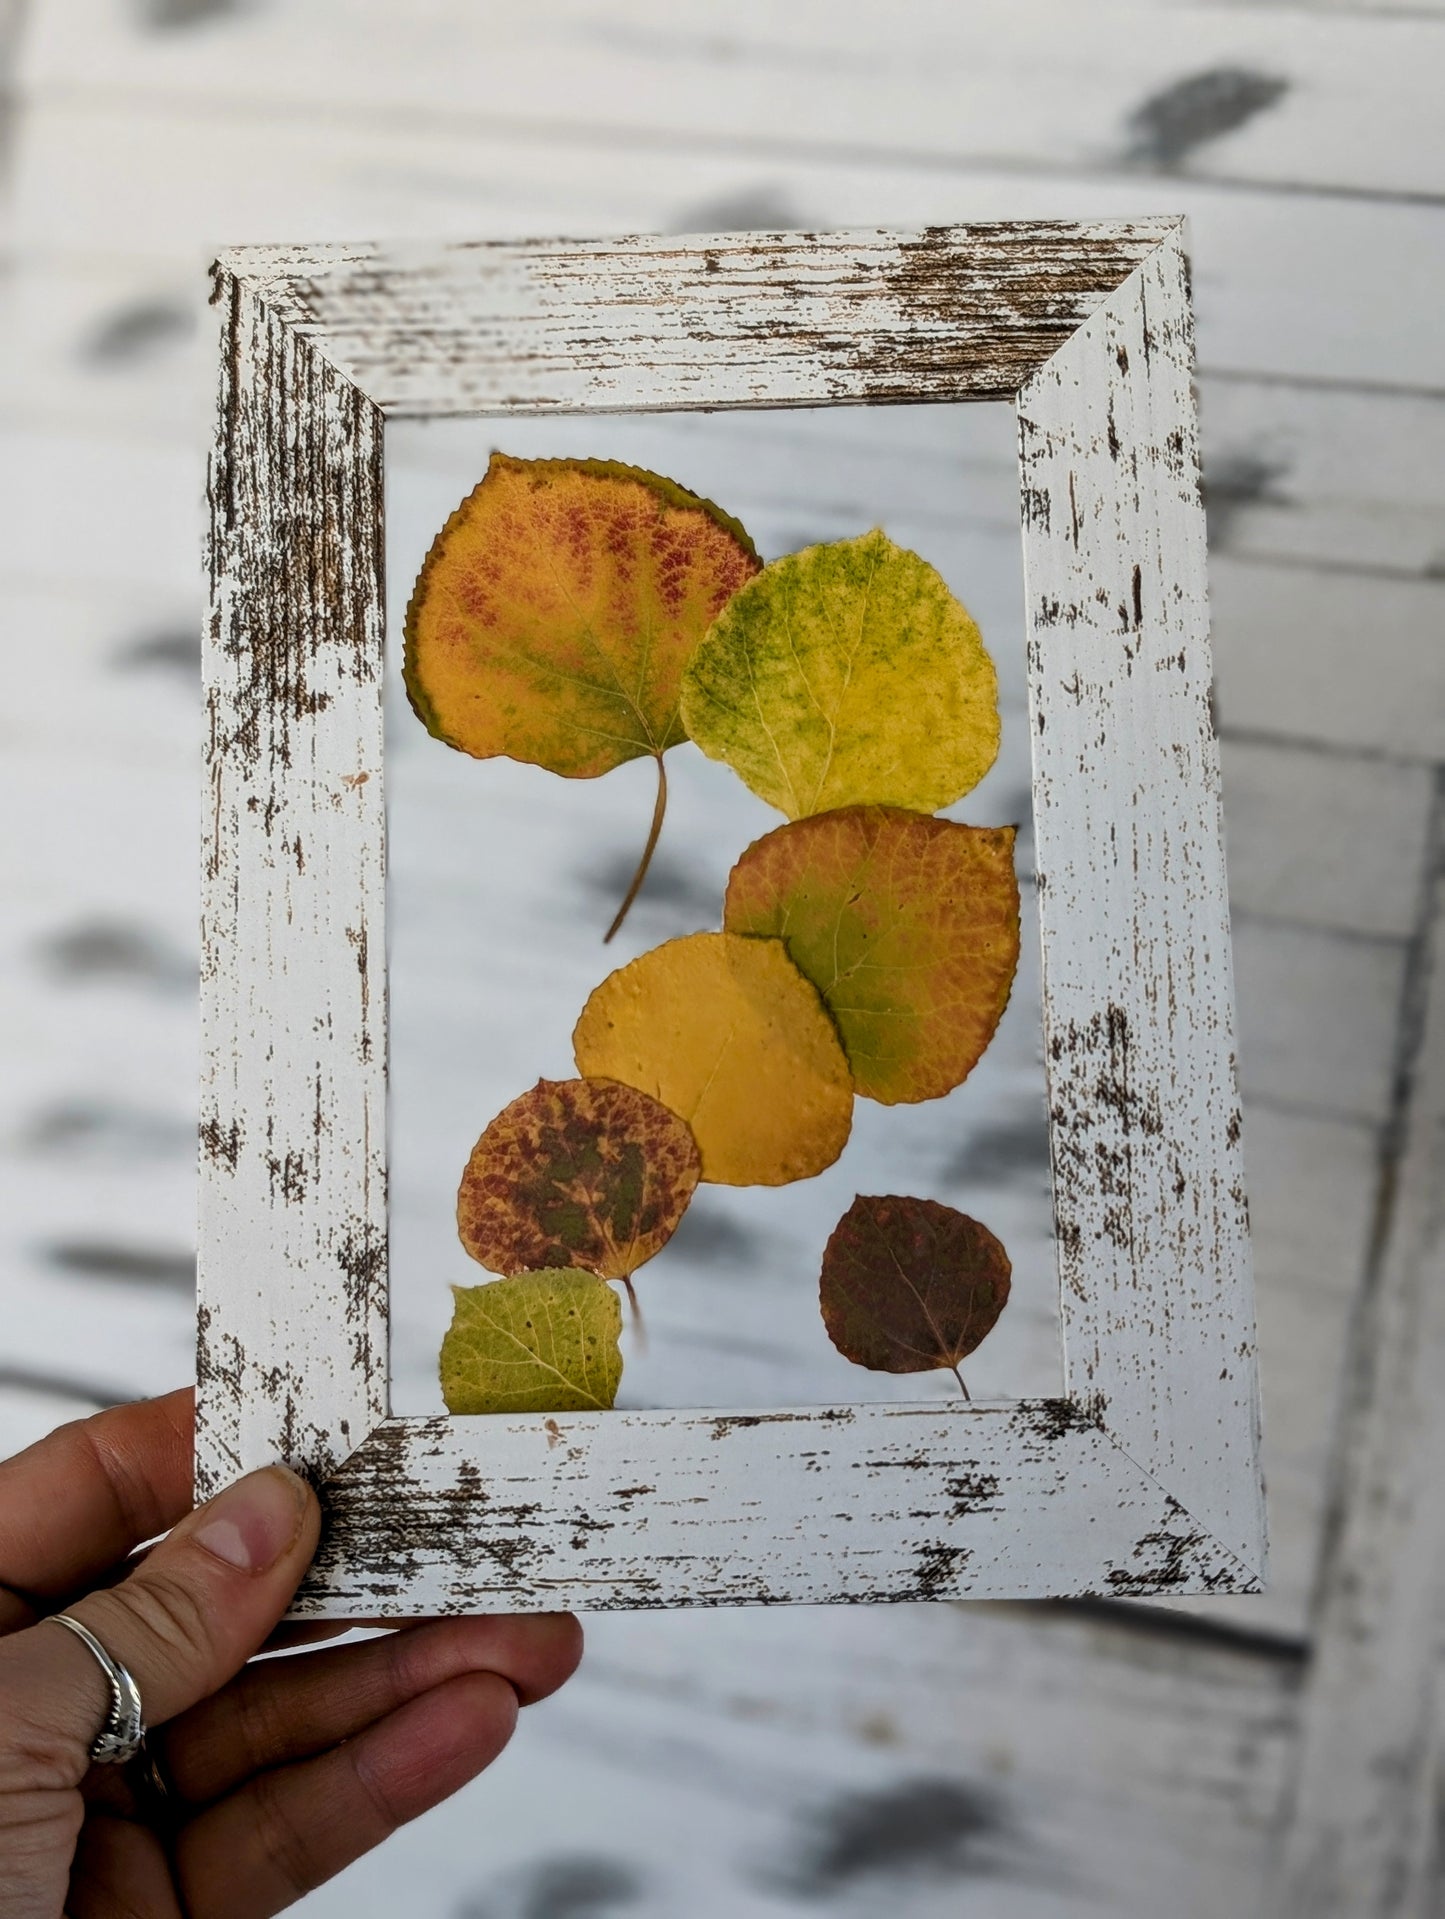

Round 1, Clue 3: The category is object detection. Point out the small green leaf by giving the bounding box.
[680,529,999,819]
[440,1270,622,1415]
[724,807,1020,1104]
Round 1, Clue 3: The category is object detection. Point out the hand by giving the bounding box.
[0,1390,582,1917]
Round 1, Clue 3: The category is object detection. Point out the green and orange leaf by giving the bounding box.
[724,805,1020,1103]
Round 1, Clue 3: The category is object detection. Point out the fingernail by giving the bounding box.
[192,1465,311,1573]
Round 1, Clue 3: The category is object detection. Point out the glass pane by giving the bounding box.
[385,403,1059,1414]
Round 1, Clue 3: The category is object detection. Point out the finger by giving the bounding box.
[163,1612,582,1804]
[0,1464,319,1785]
[65,1814,178,1919]
[175,1671,520,1917]
[0,1389,193,1631]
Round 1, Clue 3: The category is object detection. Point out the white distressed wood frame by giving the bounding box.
[199,219,1265,1613]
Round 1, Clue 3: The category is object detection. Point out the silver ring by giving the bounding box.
[48,1612,146,1765]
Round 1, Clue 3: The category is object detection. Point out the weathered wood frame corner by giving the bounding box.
[200,218,1265,1614]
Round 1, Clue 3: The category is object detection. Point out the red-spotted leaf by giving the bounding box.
[405,453,760,937]
[819,1194,1011,1396]
[457,1077,700,1282]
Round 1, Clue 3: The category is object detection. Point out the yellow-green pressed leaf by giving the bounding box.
[724,807,1020,1103]
[440,1269,622,1415]
[680,528,999,819]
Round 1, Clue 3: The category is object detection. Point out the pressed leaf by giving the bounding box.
[405,452,759,772]
[572,931,853,1187]
[820,1195,1011,1395]
[405,452,760,935]
[457,1076,700,1281]
[724,807,1020,1104]
[440,1269,622,1415]
[680,528,999,820]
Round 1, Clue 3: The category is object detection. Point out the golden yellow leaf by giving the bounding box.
[680,529,999,819]
[440,1270,622,1415]
[724,807,1020,1103]
[572,931,853,1186]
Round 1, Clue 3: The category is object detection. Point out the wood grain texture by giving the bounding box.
[220,223,1166,417]
[295,1402,1257,1615]
[1017,227,1264,1573]
[197,271,388,1497]
[201,220,1264,1607]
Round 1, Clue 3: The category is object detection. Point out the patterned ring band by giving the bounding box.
[48,1612,146,1765]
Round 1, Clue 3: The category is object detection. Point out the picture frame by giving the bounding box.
[199,219,1266,1613]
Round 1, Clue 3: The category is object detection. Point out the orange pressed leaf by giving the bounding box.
[724,806,1020,1104]
[457,1077,700,1282]
[572,931,854,1187]
[404,452,760,937]
[819,1194,1011,1397]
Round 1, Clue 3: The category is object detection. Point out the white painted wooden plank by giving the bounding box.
[10,99,1445,394]
[227,224,1164,415]
[1016,232,1262,1572]
[1221,740,1435,939]
[0,585,201,771]
[1277,793,1445,1911]
[292,1603,1299,1919]
[10,252,1444,584]
[19,0,1445,200]
[298,1406,1256,1614]
[1233,920,1409,1123]
[1212,562,1445,761]
[1197,381,1445,580]
[197,282,388,1497]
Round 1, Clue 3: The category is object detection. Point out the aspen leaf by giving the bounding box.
[680,529,999,819]
[819,1195,1011,1397]
[440,1269,622,1415]
[572,931,853,1187]
[405,453,760,937]
[457,1077,700,1281]
[724,807,1020,1104]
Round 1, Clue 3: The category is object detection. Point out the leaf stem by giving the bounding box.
[619,1273,648,1353]
[950,1363,971,1401]
[604,753,667,944]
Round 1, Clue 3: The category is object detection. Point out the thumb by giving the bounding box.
[6,1465,319,1783]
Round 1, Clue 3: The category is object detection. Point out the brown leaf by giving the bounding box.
[724,806,1019,1103]
[457,1077,700,1281]
[573,931,854,1187]
[819,1194,1011,1394]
